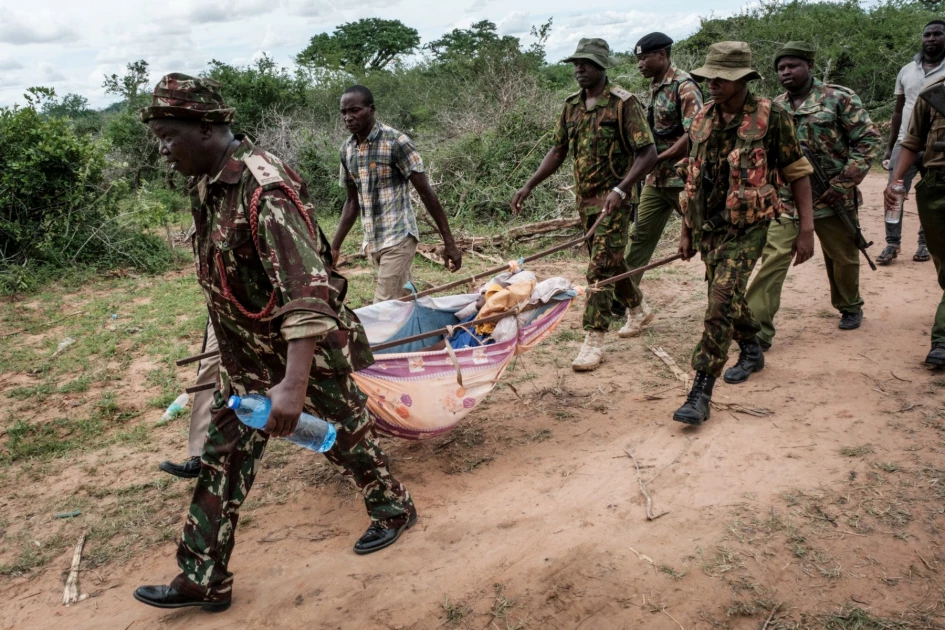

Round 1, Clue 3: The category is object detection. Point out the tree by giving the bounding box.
[102,60,150,110]
[203,54,309,133]
[425,20,519,64]
[296,18,420,72]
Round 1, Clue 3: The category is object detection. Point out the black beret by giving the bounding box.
[635,32,673,56]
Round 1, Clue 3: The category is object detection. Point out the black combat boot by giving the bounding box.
[673,372,715,426]
[723,337,765,384]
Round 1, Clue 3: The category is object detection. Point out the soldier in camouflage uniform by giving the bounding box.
[674,42,816,426]
[512,38,657,372]
[133,74,416,613]
[744,42,880,353]
[884,74,945,369]
[621,32,704,337]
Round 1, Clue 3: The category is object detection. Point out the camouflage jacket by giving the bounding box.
[645,64,703,189]
[681,92,812,234]
[553,81,654,211]
[902,74,945,169]
[191,136,373,400]
[775,79,880,218]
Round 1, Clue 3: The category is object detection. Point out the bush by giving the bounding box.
[0,105,172,293]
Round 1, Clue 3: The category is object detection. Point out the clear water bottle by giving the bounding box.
[227,394,337,452]
[886,180,905,225]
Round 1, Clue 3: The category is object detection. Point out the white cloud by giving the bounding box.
[466,0,489,13]
[0,8,79,45]
[189,0,276,24]
[38,62,67,82]
[261,24,291,49]
[498,11,531,35]
[287,0,335,17]
[0,57,24,71]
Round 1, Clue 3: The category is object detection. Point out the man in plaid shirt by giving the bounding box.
[332,85,462,302]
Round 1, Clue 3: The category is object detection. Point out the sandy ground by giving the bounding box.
[3,171,945,629]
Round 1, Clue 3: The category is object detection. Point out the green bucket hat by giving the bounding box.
[691,41,762,82]
[140,73,236,124]
[561,38,619,69]
[774,41,816,67]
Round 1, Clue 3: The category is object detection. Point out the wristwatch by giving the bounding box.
[611,186,627,200]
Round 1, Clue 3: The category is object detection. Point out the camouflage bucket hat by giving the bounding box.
[691,41,762,82]
[562,38,619,69]
[140,73,236,124]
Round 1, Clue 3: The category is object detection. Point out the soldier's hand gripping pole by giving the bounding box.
[800,144,876,271]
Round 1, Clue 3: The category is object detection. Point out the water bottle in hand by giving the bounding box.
[886,180,905,225]
[227,394,336,452]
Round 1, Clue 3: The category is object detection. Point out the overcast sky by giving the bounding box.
[0,0,753,108]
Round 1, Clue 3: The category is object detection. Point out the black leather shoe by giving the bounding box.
[159,456,201,479]
[673,372,715,426]
[927,343,945,368]
[838,311,863,330]
[133,585,230,612]
[723,337,765,384]
[353,512,417,555]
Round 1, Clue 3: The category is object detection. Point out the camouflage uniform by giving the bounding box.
[625,65,703,303]
[900,76,945,349]
[681,92,813,377]
[552,83,655,331]
[746,78,880,345]
[141,75,414,602]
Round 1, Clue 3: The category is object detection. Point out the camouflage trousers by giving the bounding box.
[691,224,769,377]
[583,207,637,331]
[170,376,414,601]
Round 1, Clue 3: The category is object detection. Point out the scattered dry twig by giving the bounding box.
[623,439,692,521]
[62,533,86,606]
[648,346,690,390]
[761,603,782,630]
[1,310,85,338]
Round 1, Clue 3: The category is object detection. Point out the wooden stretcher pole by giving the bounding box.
[398,211,608,301]
[173,253,683,367]
[588,253,683,291]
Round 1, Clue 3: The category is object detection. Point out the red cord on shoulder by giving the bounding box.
[217,181,318,321]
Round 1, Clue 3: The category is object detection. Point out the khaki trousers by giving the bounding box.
[187,320,219,458]
[371,236,418,303]
[745,215,863,347]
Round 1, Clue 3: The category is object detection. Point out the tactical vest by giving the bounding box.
[680,97,782,231]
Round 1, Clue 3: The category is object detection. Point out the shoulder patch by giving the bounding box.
[610,86,633,101]
[243,152,284,188]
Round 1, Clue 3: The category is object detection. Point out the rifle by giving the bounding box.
[800,143,877,271]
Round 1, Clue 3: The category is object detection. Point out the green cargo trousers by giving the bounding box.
[583,207,637,331]
[624,184,682,308]
[691,225,769,378]
[914,173,945,344]
[745,214,864,347]
[169,376,415,601]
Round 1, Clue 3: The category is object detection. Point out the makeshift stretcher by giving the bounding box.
[175,204,681,440]
[352,274,578,439]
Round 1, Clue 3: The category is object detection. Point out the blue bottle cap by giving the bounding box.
[226,395,241,410]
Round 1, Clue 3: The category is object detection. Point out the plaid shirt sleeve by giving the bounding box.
[338,144,354,187]
[391,134,425,179]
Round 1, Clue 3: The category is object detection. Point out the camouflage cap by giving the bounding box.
[691,41,762,83]
[774,41,816,67]
[561,38,619,69]
[140,73,235,124]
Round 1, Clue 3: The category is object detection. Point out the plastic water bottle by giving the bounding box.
[227,394,337,452]
[886,180,905,225]
[160,394,190,422]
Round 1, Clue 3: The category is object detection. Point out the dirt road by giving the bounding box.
[3,172,945,629]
